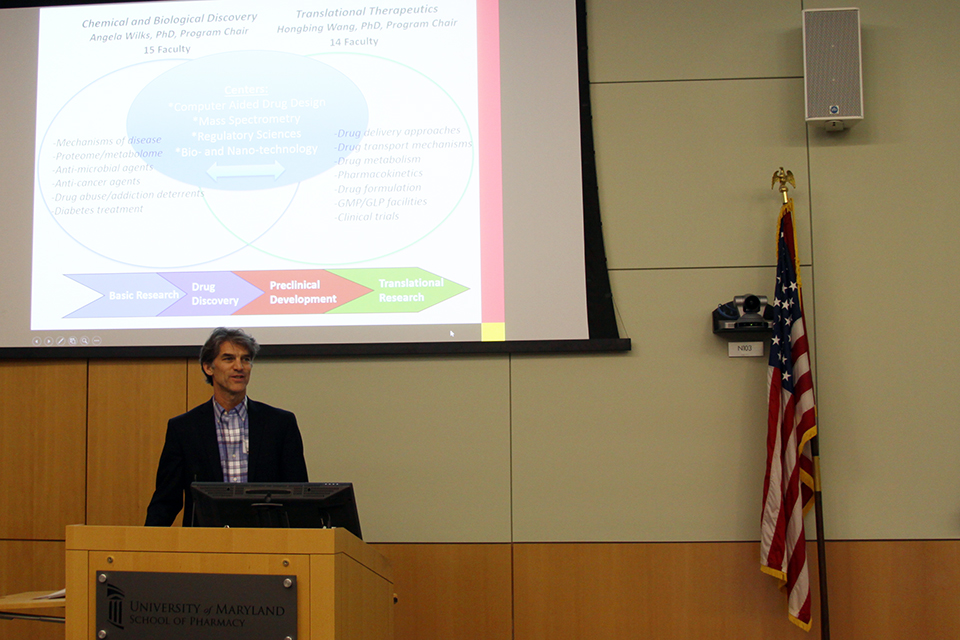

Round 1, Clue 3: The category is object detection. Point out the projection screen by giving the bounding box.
[0,0,628,357]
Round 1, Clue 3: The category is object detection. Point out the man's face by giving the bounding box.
[203,340,252,398]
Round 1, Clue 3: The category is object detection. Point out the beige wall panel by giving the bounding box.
[513,542,820,639]
[86,359,188,527]
[512,267,816,542]
[371,543,512,640]
[0,361,86,539]
[586,0,803,83]
[0,540,65,640]
[592,78,809,271]
[253,357,511,542]
[806,2,960,538]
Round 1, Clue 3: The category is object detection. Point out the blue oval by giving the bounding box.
[126,50,368,190]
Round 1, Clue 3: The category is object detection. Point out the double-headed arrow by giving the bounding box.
[207,161,286,181]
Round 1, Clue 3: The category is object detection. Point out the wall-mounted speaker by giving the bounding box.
[803,8,863,130]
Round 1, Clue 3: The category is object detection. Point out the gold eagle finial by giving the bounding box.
[771,167,796,203]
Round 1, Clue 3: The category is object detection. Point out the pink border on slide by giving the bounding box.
[477,0,504,324]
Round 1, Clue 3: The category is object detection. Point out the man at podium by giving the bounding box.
[145,327,309,526]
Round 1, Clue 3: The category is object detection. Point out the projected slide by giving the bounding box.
[32,0,499,335]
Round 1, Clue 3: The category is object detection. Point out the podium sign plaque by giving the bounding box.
[95,571,298,640]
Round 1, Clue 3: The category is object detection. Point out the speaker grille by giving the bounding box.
[804,8,863,120]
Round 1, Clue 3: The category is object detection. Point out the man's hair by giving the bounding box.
[199,327,260,385]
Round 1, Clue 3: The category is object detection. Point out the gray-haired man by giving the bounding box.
[145,327,308,526]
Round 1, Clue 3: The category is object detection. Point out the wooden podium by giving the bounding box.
[66,525,393,640]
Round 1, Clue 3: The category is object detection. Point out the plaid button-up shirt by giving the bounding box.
[213,397,249,483]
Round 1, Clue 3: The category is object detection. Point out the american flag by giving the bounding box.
[760,198,817,631]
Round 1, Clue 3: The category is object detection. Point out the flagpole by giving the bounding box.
[771,167,830,639]
[810,436,830,639]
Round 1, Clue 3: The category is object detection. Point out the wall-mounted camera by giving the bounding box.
[712,294,774,335]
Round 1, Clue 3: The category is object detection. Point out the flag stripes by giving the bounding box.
[760,198,817,631]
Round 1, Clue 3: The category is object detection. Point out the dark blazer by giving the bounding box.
[144,398,309,526]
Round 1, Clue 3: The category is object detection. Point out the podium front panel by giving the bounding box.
[66,526,393,640]
[77,550,313,639]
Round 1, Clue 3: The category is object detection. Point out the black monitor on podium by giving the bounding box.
[190,482,362,540]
